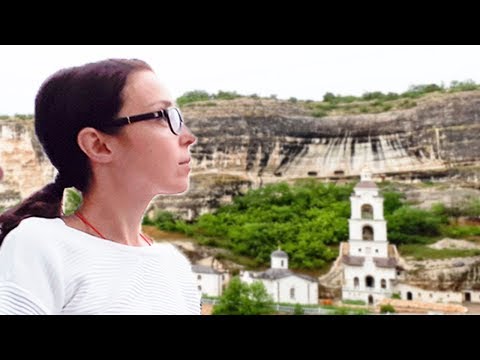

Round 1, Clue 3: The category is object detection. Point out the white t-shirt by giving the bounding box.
[0,216,201,315]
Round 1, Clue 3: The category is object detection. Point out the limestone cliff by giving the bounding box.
[0,120,56,208]
[1,91,480,217]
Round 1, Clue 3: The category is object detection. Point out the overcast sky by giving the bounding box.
[1,45,480,115]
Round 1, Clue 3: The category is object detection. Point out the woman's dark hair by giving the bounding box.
[0,58,153,245]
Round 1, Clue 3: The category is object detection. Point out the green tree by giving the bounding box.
[148,210,179,231]
[323,92,336,102]
[386,206,443,245]
[176,90,211,107]
[214,91,241,100]
[212,277,274,315]
[63,188,83,215]
[382,190,404,215]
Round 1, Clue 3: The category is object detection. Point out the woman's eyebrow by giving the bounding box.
[147,99,174,108]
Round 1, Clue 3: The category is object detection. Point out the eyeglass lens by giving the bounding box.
[168,108,182,134]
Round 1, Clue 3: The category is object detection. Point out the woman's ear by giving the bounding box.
[77,127,115,164]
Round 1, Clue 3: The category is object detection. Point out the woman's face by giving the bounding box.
[114,70,197,195]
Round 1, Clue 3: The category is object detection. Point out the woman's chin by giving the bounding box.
[156,182,190,195]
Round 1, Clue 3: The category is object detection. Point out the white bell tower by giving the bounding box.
[348,168,388,256]
[341,168,397,305]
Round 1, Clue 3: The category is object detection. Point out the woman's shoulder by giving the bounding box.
[15,217,63,242]
[16,216,57,230]
[159,242,192,268]
[0,217,65,265]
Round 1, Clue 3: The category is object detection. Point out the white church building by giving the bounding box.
[342,169,399,305]
[340,169,480,307]
[192,265,230,297]
[241,249,318,305]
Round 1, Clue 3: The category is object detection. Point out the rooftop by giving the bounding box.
[271,249,288,258]
[251,268,316,282]
[355,181,378,189]
[192,265,223,275]
[342,255,366,266]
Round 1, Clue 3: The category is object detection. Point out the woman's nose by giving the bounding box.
[180,125,197,146]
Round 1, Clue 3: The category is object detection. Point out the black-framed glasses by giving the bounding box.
[102,107,184,135]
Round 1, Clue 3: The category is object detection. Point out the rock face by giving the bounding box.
[187,92,480,186]
[0,120,56,208]
[402,256,480,291]
[1,91,480,215]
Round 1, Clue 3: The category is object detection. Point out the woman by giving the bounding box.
[0,59,200,314]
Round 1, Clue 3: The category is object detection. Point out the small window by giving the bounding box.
[281,260,284,267]
[375,249,379,253]
[362,225,374,241]
[197,274,202,280]
[381,279,386,289]
[198,285,202,291]
[361,204,374,219]
[290,287,295,300]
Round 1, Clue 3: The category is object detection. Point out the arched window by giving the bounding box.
[362,226,374,241]
[365,275,375,288]
[290,287,295,300]
[197,274,202,280]
[354,277,359,288]
[407,292,413,300]
[281,260,284,267]
[361,204,373,219]
[381,279,386,289]
[368,295,374,305]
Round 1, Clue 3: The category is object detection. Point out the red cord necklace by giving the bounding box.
[74,211,152,246]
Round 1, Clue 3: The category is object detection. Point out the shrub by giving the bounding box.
[176,90,211,106]
[293,303,304,315]
[380,304,396,314]
[212,277,274,315]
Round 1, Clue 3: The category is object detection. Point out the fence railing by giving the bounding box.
[202,297,336,315]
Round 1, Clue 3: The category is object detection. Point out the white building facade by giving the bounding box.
[192,265,229,297]
[241,250,318,305]
[342,170,398,305]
